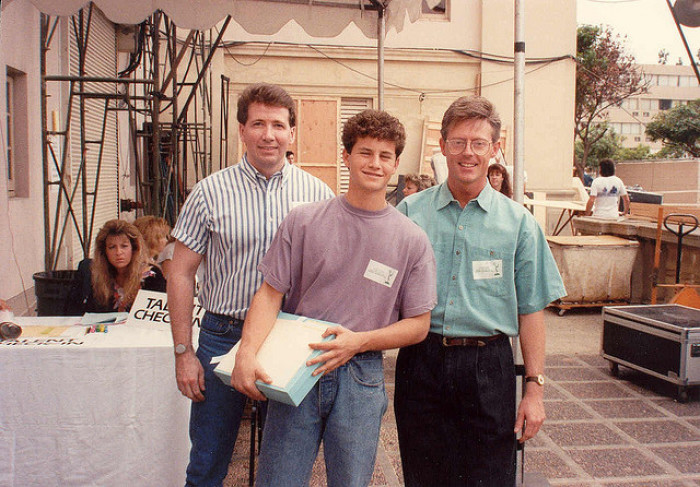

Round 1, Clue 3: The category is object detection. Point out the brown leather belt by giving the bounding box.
[432,333,505,347]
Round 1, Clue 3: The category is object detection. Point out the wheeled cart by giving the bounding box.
[602,304,700,401]
[547,236,639,315]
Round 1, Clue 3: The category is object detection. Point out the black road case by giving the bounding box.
[602,304,700,401]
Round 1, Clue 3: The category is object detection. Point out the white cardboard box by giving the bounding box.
[214,312,336,406]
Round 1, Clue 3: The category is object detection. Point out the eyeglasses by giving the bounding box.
[444,139,492,156]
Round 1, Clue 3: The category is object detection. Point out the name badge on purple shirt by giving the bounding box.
[363,259,398,288]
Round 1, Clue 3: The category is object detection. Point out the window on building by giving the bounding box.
[640,98,653,110]
[643,112,650,117]
[632,111,639,116]
[659,99,672,110]
[421,0,448,18]
[5,67,28,198]
[634,136,641,142]
[679,75,698,88]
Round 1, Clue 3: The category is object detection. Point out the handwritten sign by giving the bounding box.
[126,290,205,332]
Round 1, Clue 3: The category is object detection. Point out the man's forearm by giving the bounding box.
[356,312,430,353]
[519,310,546,380]
[167,273,196,349]
[585,196,595,215]
[236,282,284,357]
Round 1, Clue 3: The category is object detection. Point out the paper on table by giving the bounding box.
[81,312,129,325]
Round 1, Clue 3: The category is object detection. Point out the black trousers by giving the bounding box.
[394,333,516,487]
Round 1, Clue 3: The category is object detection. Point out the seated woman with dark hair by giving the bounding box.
[488,163,513,198]
[66,219,166,315]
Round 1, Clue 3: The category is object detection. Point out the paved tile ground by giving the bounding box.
[224,309,700,486]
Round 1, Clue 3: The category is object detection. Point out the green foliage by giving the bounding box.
[615,144,653,161]
[645,100,700,157]
[574,25,646,177]
[574,124,619,168]
[575,125,656,167]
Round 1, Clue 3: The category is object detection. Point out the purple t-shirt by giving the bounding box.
[259,195,437,332]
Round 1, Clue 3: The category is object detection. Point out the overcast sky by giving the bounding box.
[577,0,700,65]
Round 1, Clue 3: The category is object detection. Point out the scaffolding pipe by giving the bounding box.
[176,16,232,123]
[150,11,163,216]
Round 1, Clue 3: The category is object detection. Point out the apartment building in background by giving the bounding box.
[606,64,700,150]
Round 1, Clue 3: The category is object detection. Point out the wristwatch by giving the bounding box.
[174,343,189,355]
[525,374,545,386]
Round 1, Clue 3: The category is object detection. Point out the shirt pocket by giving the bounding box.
[467,246,510,297]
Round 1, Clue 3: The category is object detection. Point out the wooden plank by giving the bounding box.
[631,202,700,224]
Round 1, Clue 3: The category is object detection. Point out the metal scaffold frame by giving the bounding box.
[40,5,231,271]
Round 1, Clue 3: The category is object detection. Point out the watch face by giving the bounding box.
[175,344,187,354]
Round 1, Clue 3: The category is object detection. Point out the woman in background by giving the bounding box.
[134,215,171,264]
[403,173,437,198]
[66,219,166,314]
[488,163,513,198]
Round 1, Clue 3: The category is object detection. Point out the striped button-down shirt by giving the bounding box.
[172,155,334,318]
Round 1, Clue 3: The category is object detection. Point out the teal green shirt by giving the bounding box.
[396,182,565,337]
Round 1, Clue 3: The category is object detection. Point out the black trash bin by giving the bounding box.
[33,270,78,316]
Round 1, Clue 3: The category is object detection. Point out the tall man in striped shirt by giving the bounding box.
[167,83,334,486]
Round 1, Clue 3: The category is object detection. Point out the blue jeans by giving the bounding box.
[186,312,248,487]
[394,333,516,487]
[255,351,387,487]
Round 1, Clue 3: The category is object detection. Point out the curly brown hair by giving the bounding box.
[405,173,437,192]
[342,109,406,156]
[237,83,296,127]
[91,219,147,308]
[441,96,501,143]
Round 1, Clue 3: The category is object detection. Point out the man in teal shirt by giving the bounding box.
[395,95,565,486]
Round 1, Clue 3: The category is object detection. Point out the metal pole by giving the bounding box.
[665,0,700,83]
[377,6,386,111]
[513,0,525,204]
[151,11,163,216]
[40,14,51,270]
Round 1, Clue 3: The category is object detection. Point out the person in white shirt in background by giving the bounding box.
[586,158,630,219]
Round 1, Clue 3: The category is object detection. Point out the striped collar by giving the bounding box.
[240,154,290,185]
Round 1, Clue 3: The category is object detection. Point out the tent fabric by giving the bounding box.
[18,0,442,36]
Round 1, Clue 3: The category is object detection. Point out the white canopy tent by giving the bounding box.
[12,0,444,110]
[20,0,438,36]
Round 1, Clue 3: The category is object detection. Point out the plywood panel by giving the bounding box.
[302,166,338,194]
[298,99,338,166]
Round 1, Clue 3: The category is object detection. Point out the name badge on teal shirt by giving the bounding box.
[472,260,503,280]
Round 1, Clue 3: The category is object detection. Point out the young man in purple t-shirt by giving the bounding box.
[232,109,437,487]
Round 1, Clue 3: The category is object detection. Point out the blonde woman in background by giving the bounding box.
[134,215,171,264]
[66,219,166,314]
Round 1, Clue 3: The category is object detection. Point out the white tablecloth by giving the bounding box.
[0,318,191,486]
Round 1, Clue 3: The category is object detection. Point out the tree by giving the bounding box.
[645,99,700,157]
[658,49,669,64]
[615,144,653,161]
[574,123,620,169]
[575,25,647,178]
